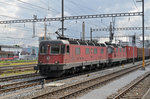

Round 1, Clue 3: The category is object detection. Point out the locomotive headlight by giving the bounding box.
[55,61,59,64]
[39,61,42,64]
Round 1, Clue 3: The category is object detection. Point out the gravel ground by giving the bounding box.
[0,60,149,99]
[79,66,150,99]
[119,74,150,99]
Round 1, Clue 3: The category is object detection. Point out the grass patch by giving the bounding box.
[0,61,37,67]
[0,70,36,77]
[0,60,37,64]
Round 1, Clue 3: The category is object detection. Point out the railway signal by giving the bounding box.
[132,35,136,64]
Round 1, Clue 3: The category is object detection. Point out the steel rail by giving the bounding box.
[111,72,150,99]
[0,64,36,69]
[0,64,36,75]
[0,78,44,94]
[32,62,150,99]
[0,73,39,82]
[0,82,40,94]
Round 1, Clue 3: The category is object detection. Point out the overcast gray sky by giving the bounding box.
[0,0,150,47]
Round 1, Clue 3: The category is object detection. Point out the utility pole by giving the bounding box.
[82,22,85,40]
[62,0,64,37]
[33,20,35,38]
[44,18,47,40]
[32,15,37,38]
[109,22,114,43]
[132,35,136,65]
[90,27,93,41]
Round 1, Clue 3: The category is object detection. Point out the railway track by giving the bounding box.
[0,73,40,82]
[0,78,44,94]
[0,64,36,69]
[0,71,84,95]
[108,71,150,99]
[0,60,149,98]
[0,73,46,94]
[0,64,36,74]
[31,62,150,99]
[0,63,121,95]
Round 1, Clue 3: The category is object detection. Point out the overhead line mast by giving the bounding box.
[0,12,142,24]
[136,0,145,70]
[62,0,64,37]
[92,27,150,31]
[142,0,145,70]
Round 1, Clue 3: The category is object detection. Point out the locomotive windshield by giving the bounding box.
[40,46,47,54]
[50,45,65,54]
[40,44,66,54]
[51,45,60,54]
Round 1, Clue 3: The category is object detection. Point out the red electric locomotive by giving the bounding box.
[37,39,108,77]
[106,44,127,64]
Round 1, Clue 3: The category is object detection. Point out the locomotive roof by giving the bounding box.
[40,39,106,47]
[105,42,125,48]
[40,40,70,45]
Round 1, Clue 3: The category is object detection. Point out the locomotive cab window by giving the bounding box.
[67,45,70,53]
[108,47,113,54]
[61,45,65,54]
[40,46,47,54]
[51,45,60,54]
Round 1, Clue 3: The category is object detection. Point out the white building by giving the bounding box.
[0,45,22,52]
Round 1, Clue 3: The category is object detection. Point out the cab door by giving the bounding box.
[107,46,114,62]
[64,45,70,63]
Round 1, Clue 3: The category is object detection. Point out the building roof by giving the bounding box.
[0,45,22,48]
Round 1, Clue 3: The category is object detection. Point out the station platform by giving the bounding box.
[142,88,150,99]
[80,65,150,99]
